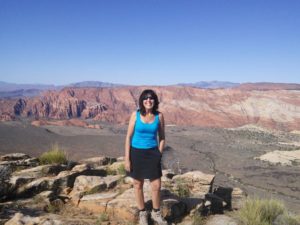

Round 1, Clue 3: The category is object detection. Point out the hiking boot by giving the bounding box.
[151,210,167,225]
[139,210,149,225]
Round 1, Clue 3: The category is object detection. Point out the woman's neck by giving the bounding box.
[145,109,152,115]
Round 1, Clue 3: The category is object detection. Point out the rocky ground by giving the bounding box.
[0,153,244,224]
[0,119,300,217]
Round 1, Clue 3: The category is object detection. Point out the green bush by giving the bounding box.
[237,197,300,225]
[39,144,67,165]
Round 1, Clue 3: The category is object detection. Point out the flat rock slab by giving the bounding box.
[78,192,120,213]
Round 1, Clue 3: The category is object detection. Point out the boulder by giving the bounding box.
[13,164,67,177]
[69,175,107,204]
[78,192,120,213]
[172,171,215,197]
[4,212,62,225]
[38,190,56,203]
[106,188,139,222]
[162,169,175,180]
[107,161,125,175]
[55,165,106,190]
[204,193,225,214]
[0,153,30,161]
[79,156,116,167]
[0,158,39,169]
[71,163,90,172]
[213,186,233,210]
[16,177,57,198]
[103,175,122,189]
[231,187,245,210]
[0,165,13,200]
[161,198,187,221]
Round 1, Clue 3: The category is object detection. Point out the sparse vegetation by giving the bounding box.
[46,202,61,213]
[96,212,109,224]
[175,179,190,198]
[106,167,117,175]
[117,164,126,175]
[237,197,300,225]
[192,212,205,225]
[106,163,126,175]
[39,143,67,165]
[83,186,105,196]
[32,195,46,205]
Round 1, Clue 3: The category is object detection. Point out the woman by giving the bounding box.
[125,89,167,225]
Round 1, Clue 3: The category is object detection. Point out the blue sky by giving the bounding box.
[0,0,299,85]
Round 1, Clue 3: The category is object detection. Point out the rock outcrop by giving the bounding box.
[1,86,300,131]
[0,152,245,224]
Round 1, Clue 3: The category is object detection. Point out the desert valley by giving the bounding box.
[1,82,300,224]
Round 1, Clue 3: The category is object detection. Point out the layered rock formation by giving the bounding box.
[0,153,244,224]
[1,86,300,131]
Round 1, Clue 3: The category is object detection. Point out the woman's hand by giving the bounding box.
[125,159,131,172]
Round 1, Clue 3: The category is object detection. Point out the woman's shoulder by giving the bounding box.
[157,111,164,119]
[130,111,138,120]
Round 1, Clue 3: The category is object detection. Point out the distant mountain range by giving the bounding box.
[0,81,58,92]
[68,81,124,88]
[0,81,124,98]
[178,81,240,88]
[1,80,300,98]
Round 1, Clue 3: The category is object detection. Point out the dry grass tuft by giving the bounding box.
[39,143,68,165]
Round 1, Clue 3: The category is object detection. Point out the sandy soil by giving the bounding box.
[0,120,300,214]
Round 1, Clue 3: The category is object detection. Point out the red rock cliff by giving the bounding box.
[1,86,300,131]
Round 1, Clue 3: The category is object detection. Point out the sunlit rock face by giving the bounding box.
[1,85,300,131]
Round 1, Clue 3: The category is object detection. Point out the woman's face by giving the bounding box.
[142,94,155,110]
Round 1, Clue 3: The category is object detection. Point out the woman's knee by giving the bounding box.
[133,179,144,190]
[151,178,161,191]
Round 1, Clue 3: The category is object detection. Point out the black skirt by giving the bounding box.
[128,146,162,180]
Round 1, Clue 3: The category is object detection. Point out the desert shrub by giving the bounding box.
[39,144,67,165]
[237,197,290,225]
[162,180,173,191]
[96,213,109,224]
[117,164,126,175]
[175,179,190,198]
[106,163,126,175]
[106,167,117,175]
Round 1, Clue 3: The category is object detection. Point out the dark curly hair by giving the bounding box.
[138,89,159,116]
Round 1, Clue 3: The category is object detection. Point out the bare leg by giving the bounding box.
[150,178,161,209]
[133,178,145,210]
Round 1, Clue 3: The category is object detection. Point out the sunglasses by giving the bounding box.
[143,95,154,100]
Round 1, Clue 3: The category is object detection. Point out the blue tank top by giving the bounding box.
[131,111,160,149]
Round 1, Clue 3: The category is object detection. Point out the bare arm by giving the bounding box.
[158,113,165,153]
[125,111,136,171]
